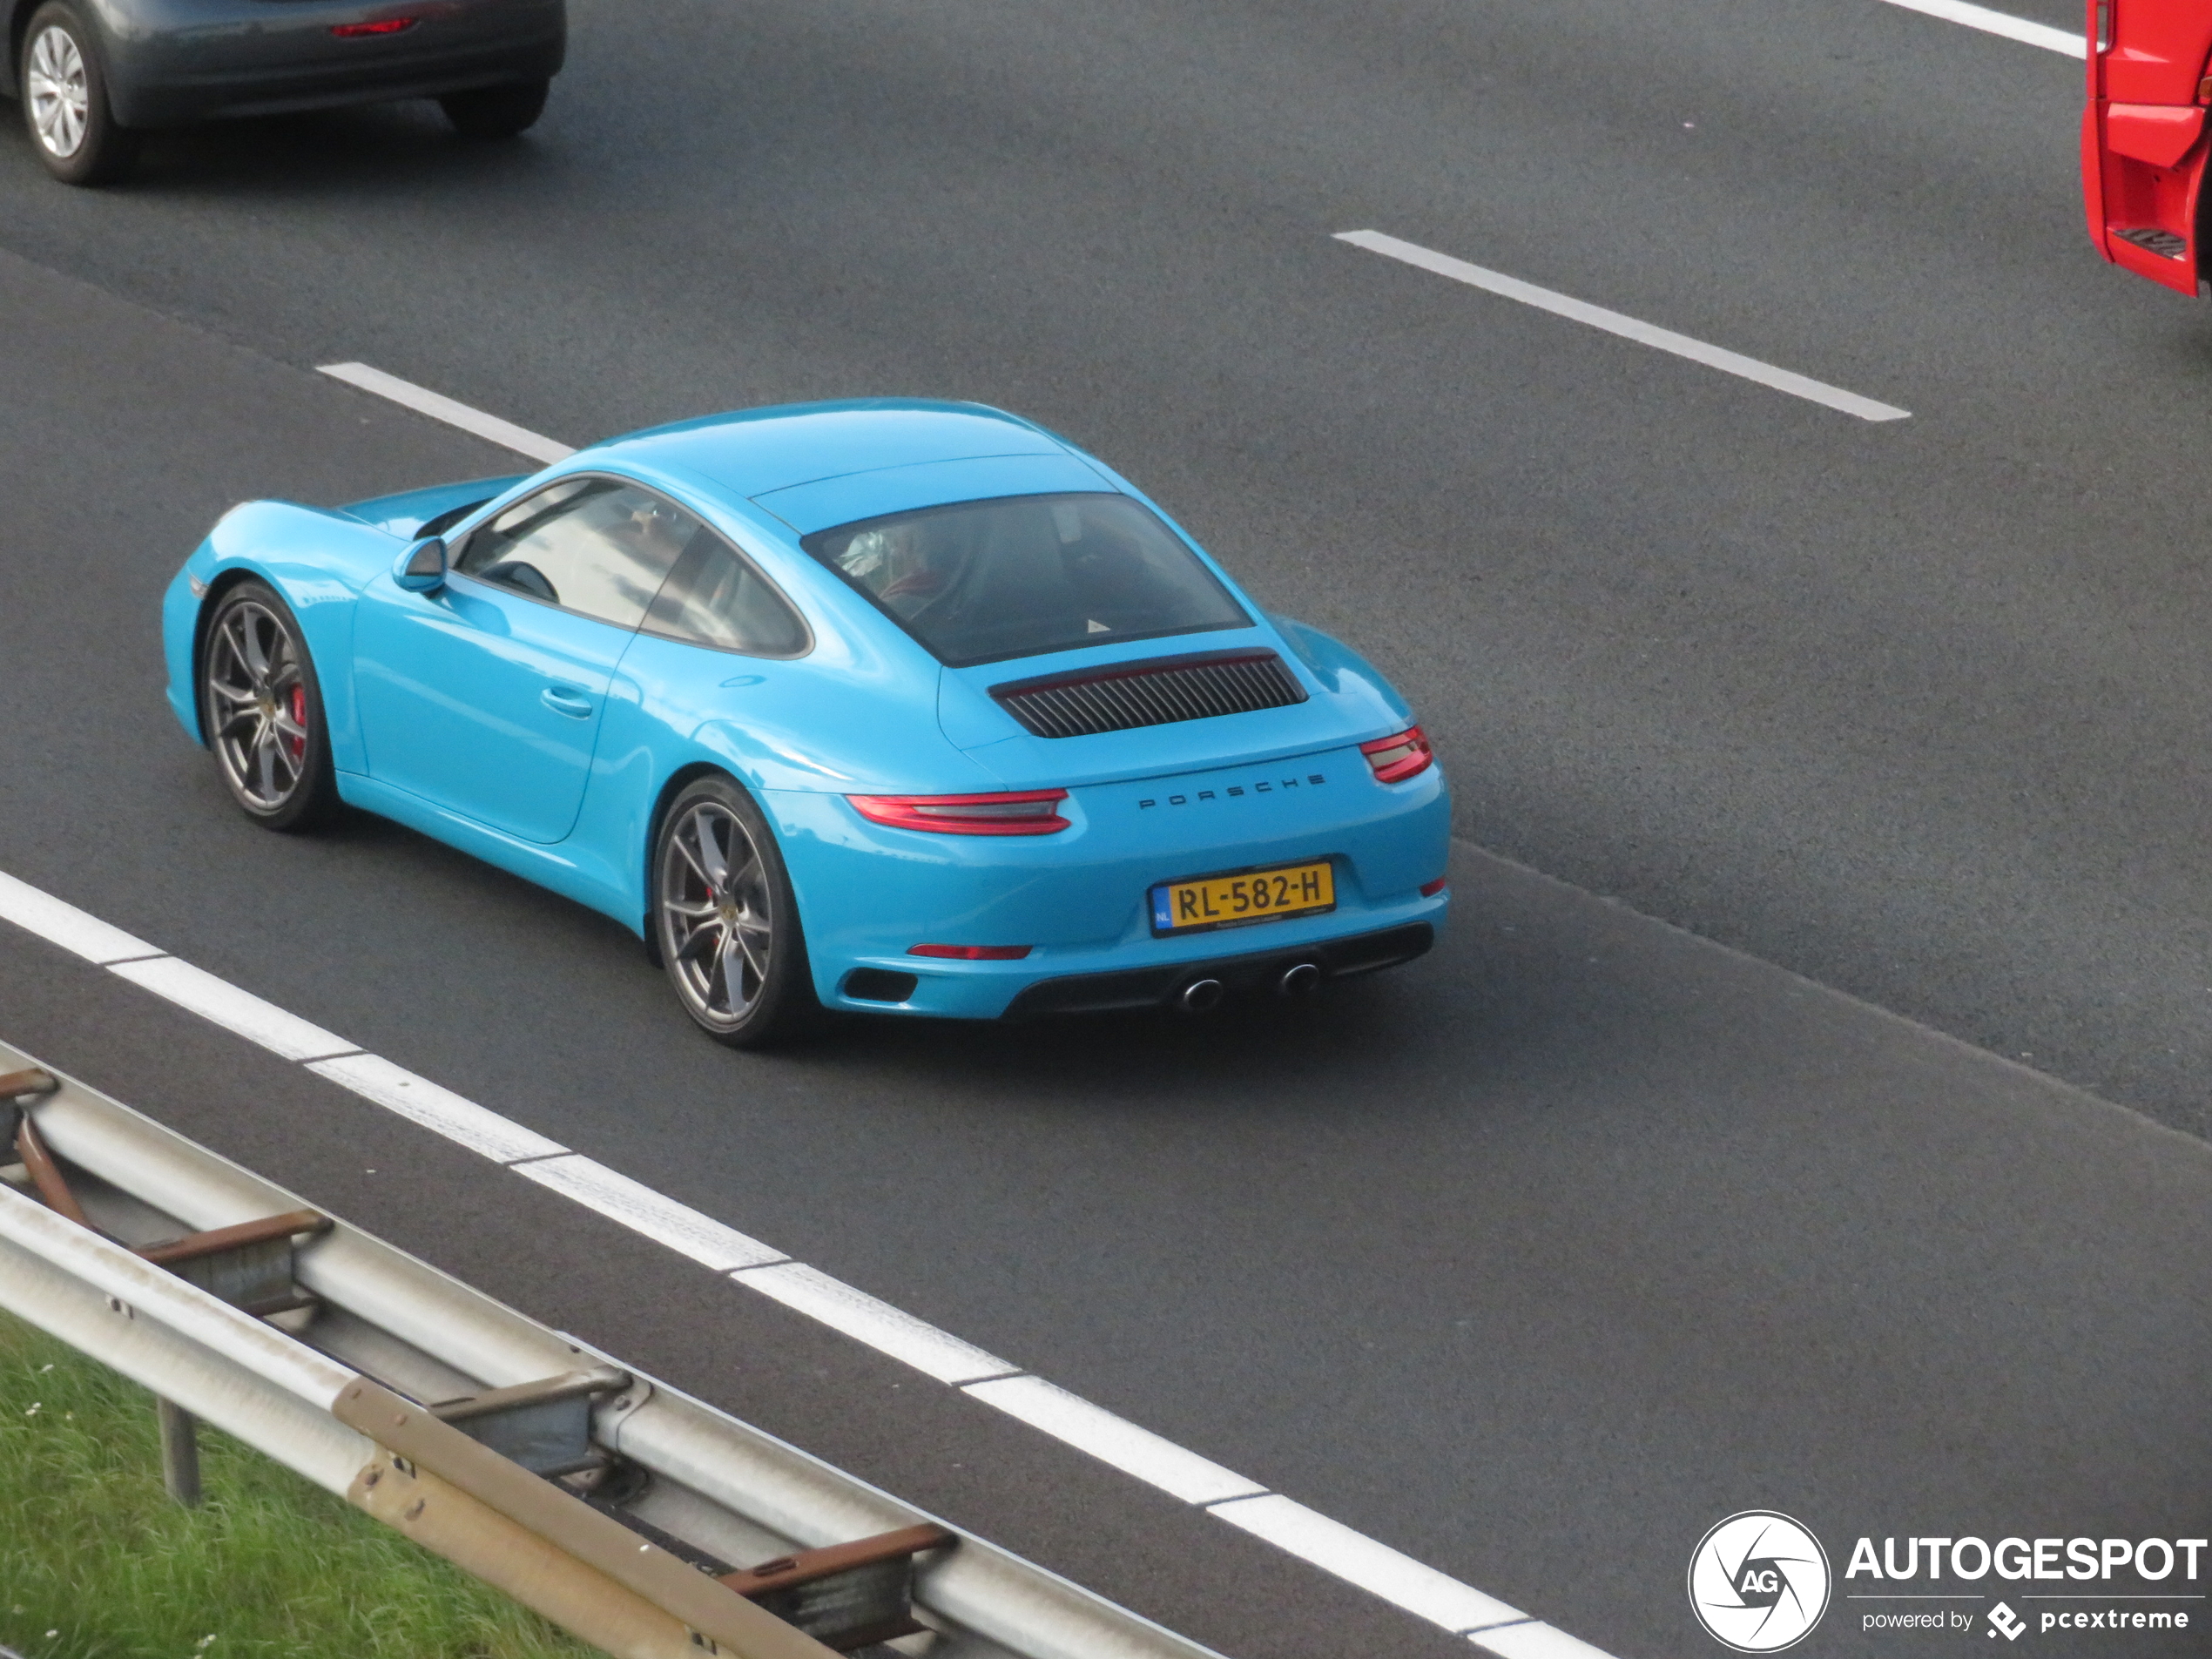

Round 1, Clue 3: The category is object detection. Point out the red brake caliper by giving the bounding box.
[287,685,307,760]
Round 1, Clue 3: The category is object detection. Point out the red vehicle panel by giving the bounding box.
[2084,0,2212,293]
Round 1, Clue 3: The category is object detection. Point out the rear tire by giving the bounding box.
[20,4,140,185]
[440,78,549,139]
[197,581,342,833]
[652,776,823,1049]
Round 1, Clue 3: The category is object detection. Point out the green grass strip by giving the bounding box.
[0,1305,601,1659]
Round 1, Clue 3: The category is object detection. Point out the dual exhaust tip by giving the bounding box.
[1176,961,1322,1015]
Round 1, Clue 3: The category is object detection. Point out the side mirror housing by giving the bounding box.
[394,536,447,593]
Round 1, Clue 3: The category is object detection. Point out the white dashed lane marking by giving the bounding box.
[1873,0,2083,57]
[319,361,574,464]
[1337,231,1913,424]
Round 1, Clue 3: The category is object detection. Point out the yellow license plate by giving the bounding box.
[1150,860,1336,934]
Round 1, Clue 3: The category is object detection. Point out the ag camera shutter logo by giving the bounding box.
[1689,1511,1831,1652]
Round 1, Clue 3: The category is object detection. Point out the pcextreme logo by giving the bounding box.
[1689,1511,1833,1652]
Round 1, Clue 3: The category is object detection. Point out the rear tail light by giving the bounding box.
[846,790,1070,835]
[907,944,1033,960]
[1360,726,1433,784]
[331,17,417,37]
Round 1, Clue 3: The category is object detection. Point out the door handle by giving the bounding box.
[541,686,594,718]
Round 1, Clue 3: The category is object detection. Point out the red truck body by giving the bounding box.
[2084,0,2212,293]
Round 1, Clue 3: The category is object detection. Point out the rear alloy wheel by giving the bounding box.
[21,4,140,185]
[653,778,821,1048]
[440,78,549,139]
[198,582,341,831]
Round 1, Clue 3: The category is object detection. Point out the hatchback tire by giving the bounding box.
[440,78,549,139]
[21,4,140,185]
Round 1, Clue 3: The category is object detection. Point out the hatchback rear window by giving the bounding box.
[800,493,1251,667]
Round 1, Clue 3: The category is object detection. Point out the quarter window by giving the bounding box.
[455,478,697,630]
[643,530,810,658]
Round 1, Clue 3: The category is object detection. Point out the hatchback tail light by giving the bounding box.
[1360,726,1433,784]
[846,790,1070,835]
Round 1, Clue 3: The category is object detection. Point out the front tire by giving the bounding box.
[440,78,549,140]
[21,4,140,185]
[653,777,822,1048]
[198,581,341,832]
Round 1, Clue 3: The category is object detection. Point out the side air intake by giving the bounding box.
[990,649,1308,739]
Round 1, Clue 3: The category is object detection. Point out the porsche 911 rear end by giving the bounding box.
[732,455,1453,1021]
[743,505,1441,1018]
[776,721,1449,1021]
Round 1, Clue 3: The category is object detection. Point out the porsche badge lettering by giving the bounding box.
[1138,773,1326,809]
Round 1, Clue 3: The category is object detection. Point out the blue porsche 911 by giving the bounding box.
[162,400,1449,1046]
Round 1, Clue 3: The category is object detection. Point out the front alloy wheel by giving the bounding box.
[654,779,819,1047]
[199,583,340,831]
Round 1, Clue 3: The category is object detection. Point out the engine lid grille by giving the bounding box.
[990,648,1308,739]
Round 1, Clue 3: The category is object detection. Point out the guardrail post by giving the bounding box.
[157,1395,202,1507]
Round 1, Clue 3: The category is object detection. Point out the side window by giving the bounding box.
[455,478,698,630]
[642,529,810,658]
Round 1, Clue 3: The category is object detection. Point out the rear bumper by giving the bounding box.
[64,0,563,128]
[765,742,1451,1016]
[1000,921,1434,1018]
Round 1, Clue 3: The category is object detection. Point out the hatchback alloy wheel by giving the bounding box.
[25,24,88,159]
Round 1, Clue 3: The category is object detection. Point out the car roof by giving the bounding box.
[583,399,1076,502]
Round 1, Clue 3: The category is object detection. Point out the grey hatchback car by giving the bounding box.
[8,0,564,185]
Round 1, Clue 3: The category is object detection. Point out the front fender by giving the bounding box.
[164,500,405,771]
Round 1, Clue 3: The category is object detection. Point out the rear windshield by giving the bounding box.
[800,493,1251,667]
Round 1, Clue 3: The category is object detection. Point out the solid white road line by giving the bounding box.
[961,1375,1269,1505]
[1208,1494,1532,1634]
[733,1261,1020,1385]
[515,1154,789,1271]
[307,1052,569,1164]
[1,855,1630,1656]
[1874,0,2084,57]
[0,871,162,964]
[318,362,576,465]
[1336,230,1913,423]
[107,957,356,1062]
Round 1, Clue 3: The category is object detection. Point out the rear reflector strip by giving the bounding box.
[331,17,417,37]
[908,944,1034,960]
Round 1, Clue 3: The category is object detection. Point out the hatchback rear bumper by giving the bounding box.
[49,0,563,128]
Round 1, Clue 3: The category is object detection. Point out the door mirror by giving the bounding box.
[395,536,447,593]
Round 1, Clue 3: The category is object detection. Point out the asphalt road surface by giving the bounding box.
[2,2,2209,1656]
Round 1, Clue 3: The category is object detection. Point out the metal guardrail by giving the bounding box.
[0,1044,1226,1659]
